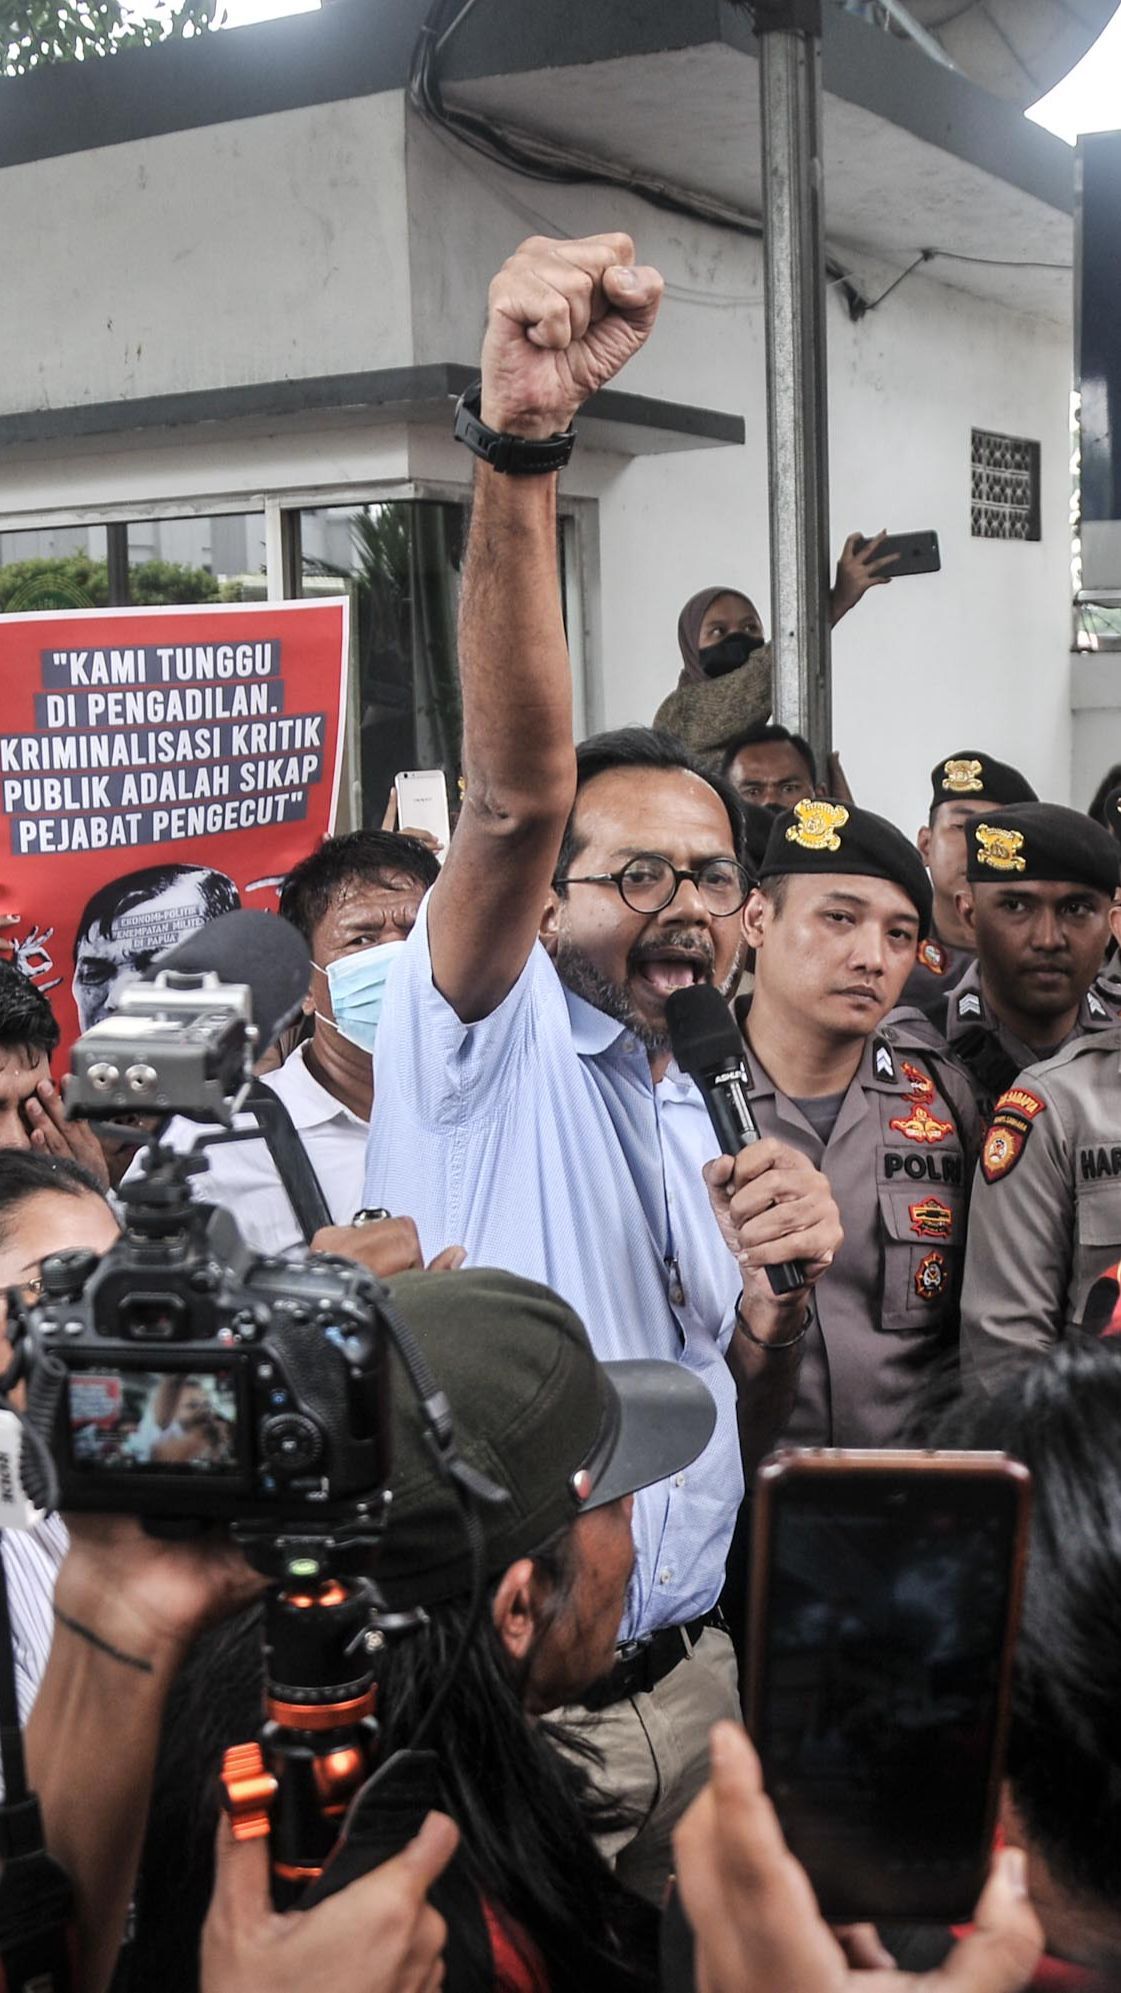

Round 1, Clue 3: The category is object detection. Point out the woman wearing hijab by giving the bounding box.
[653,532,895,766]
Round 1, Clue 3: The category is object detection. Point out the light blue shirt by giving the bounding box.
[364,898,744,1641]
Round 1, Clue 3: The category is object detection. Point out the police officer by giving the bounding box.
[901,750,1037,1011]
[918,802,1121,1123]
[960,1027,1121,1383]
[733,798,979,1453]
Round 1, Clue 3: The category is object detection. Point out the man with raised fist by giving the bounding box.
[364,233,842,1900]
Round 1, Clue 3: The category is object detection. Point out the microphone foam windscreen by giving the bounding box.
[665,983,742,1076]
[145,908,311,1048]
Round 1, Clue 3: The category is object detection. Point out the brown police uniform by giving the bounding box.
[960,1026,1121,1384]
[921,957,1118,1124]
[735,1007,979,1446]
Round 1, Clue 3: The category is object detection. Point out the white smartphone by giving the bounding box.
[394,769,451,863]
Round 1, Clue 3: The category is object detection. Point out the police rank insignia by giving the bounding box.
[914,1251,948,1301]
[942,758,984,794]
[980,1086,1046,1185]
[909,1197,953,1240]
[974,823,1026,874]
[785,798,849,852]
[889,1103,953,1145]
[917,938,948,975]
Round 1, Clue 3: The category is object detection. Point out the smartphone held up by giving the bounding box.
[747,1448,1030,1925]
[394,769,451,865]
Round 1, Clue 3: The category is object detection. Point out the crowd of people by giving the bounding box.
[0,229,1119,1991]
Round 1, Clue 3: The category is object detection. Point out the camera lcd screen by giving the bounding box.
[757,1475,1019,1915]
[67,1368,239,1474]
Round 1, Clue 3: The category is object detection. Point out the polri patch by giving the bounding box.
[914,1250,948,1302]
[909,1196,953,1240]
[979,1087,1045,1186]
[917,938,948,975]
[889,1103,954,1146]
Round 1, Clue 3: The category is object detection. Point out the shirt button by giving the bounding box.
[674,1473,685,1488]
[659,1567,672,1584]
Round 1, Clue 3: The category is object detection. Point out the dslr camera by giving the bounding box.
[9,931,392,1569]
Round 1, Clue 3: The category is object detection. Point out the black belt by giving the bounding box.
[578,1608,727,1712]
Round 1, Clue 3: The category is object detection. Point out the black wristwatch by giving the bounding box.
[453,379,576,475]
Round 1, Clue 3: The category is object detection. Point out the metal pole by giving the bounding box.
[753,0,832,770]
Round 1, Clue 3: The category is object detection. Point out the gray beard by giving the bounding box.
[554,940,740,1055]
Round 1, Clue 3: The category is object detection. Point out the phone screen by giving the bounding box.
[753,1464,1024,1921]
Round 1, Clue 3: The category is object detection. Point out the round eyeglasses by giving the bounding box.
[553,854,751,917]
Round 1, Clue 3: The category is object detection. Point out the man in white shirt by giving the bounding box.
[128,831,452,1270]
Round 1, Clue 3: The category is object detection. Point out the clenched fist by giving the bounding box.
[481,231,664,439]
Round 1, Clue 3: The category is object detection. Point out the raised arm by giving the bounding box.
[429,232,663,1022]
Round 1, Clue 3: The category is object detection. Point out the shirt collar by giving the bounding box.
[563,981,633,1057]
[560,978,699,1095]
[272,1043,368,1132]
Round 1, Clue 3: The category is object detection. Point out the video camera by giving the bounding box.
[6,910,392,1576]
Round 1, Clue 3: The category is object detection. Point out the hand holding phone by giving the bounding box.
[747,1449,1029,1924]
[852,529,941,577]
[393,770,451,864]
[673,1722,1042,1993]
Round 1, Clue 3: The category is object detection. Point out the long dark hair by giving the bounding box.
[126,1536,658,1993]
[368,1534,659,1989]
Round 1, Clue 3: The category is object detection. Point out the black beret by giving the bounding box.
[965,803,1120,896]
[929,751,1037,810]
[1101,786,1121,849]
[758,799,933,936]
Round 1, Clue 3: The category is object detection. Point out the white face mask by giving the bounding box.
[313,938,407,1054]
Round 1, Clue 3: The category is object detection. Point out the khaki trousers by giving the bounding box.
[552,1625,741,1905]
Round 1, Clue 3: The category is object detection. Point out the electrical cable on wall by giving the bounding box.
[408,0,871,318]
[409,0,1073,325]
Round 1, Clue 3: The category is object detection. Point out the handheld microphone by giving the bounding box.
[666,983,807,1297]
[146,908,311,1050]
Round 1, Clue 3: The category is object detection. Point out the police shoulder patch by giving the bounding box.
[980,1087,1046,1185]
[917,938,948,975]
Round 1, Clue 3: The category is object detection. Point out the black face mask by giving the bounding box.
[698,631,765,679]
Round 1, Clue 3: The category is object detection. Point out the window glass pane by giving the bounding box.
[0,524,109,613]
[300,500,465,826]
[125,515,268,602]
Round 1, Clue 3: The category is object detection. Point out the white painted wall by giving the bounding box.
[0,89,1077,838]
[405,115,1075,833]
[0,93,413,412]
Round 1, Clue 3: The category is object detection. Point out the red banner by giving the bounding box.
[0,598,349,1053]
